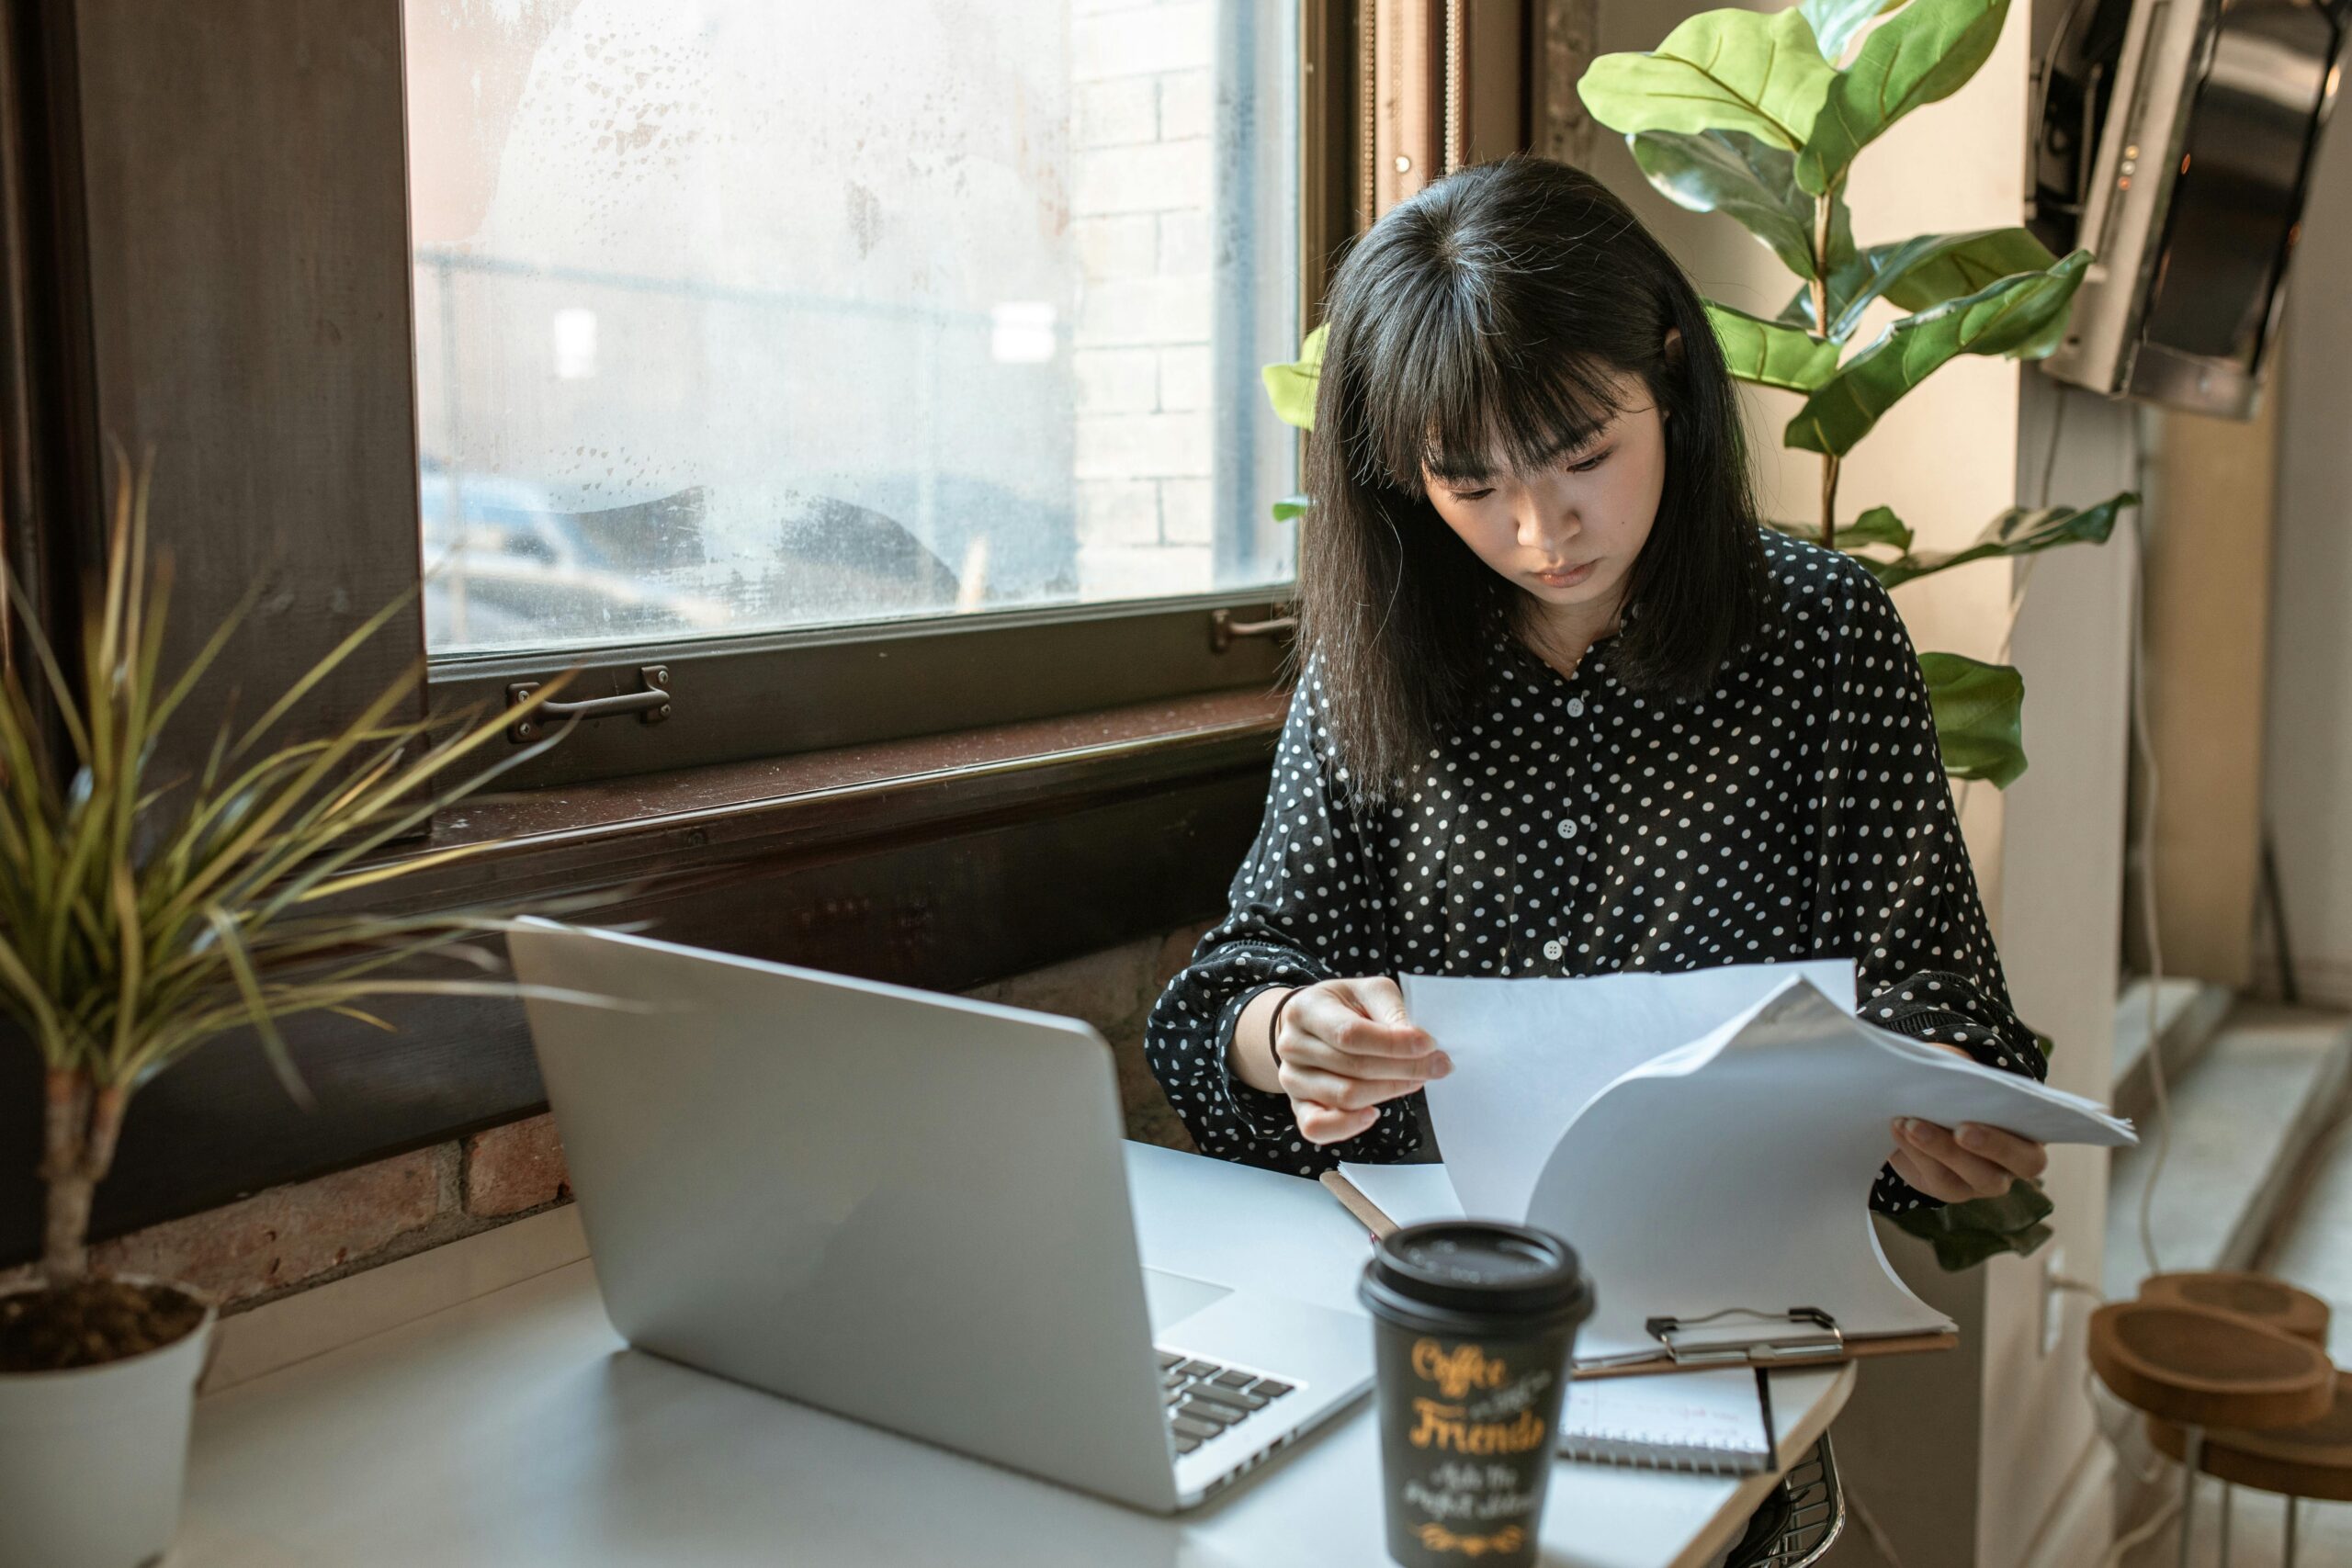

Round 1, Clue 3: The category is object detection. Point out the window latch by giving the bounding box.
[508,665,673,742]
[1209,606,1297,654]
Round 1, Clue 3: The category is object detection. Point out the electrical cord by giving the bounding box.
[1846,1481,1908,1567]
[2123,409,2174,1282]
[2093,398,2190,1567]
[2100,1492,2184,1568]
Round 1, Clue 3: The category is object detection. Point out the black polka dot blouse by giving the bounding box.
[1144,531,2046,1213]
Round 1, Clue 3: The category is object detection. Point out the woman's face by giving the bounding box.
[1419,368,1667,626]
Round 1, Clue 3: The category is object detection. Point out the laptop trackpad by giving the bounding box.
[1143,1268,1234,1334]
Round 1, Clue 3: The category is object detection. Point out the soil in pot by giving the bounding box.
[0,1279,208,1372]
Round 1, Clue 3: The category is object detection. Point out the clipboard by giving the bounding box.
[1320,1171,1959,1380]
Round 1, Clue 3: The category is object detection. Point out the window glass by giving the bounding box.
[404,0,1300,657]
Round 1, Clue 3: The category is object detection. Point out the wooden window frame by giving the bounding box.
[0,0,1532,1262]
[2,0,1379,776]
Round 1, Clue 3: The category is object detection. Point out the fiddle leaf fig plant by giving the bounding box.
[1573,0,2139,797]
[1581,0,2128,1267]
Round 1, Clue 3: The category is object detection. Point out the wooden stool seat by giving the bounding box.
[2088,1302,2335,1431]
[2142,1272,2332,1347]
[2148,1373,2352,1503]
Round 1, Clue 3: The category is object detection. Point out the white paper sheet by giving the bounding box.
[1525,976,2136,1358]
[1405,961,1857,1222]
[1351,967,2138,1365]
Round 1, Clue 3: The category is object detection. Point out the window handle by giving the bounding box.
[1209,607,1297,654]
[508,666,672,742]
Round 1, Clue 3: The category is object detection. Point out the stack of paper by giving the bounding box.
[1341,964,2136,1367]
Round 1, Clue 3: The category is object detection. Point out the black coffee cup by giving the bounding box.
[1358,1221,1593,1568]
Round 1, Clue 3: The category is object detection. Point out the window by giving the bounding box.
[2,0,1536,1247]
[402,1,1303,660]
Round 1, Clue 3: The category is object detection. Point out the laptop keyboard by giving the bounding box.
[1156,1349,1295,1454]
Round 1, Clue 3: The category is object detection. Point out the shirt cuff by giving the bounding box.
[1866,971,2047,1083]
[1216,978,1307,1144]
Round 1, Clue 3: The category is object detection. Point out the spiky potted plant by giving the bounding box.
[0,457,600,1568]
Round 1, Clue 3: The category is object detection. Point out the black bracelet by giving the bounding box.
[1266,985,1303,1069]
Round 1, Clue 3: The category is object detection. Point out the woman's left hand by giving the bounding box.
[1887,1043,2051,1203]
[1889,1117,2046,1202]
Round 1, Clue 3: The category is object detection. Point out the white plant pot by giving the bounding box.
[0,1277,216,1568]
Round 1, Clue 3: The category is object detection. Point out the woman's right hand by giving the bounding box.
[1266,976,1453,1145]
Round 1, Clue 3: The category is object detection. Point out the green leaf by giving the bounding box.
[1843,505,1916,552]
[203,903,315,1111]
[1872,491,2136,588]
[1705,301,1841,393]
[2009,292,2076,362]
[1261,324,1325,431]
[1578,8,1838,152]
[1785,250,2089,456]
[1920,651,2026,787]
[1769,505,1915,551]
[1800,0,1914,62]
[1631,130,1857,280]
[1271,494,1309,523]
[1785,226,2061,340]
[1888,1178,2054,1270]
[1798,0,2012,196]
[1871,227,2060,313]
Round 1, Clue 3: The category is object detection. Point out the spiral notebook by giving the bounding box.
[1558,1367,1775,1475]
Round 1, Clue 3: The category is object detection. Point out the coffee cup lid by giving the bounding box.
[1363,1220,1592,1325]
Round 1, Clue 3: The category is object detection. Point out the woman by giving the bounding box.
[1143,157,2048,1214]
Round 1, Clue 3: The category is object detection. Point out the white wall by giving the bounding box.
[1583,6,2137,1562]
[2266,109,2352,1008]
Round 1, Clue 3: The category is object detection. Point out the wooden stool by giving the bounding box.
[2088,1301,2334,1568]
[2147,1372,2352,1567]
[2141,1273,2332,1348]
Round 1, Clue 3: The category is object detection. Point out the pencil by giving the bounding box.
[1318,1170,1398,1239]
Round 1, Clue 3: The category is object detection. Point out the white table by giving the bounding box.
[177,1144,1852,1567]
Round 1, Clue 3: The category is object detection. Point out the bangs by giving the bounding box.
[1354,299,1633,489]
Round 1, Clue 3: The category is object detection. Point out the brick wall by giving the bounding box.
[4,922,1212,1313]
[1071,0,1219,599]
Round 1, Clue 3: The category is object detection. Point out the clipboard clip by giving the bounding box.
[1643,1306,1847,1368]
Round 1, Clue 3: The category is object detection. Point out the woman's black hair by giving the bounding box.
[1301,154,1771,802]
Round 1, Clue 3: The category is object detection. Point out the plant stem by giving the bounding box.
[1810,200,1833,337]
[41,1174,95,1286]
[37,1069,129,1284]
[40,1067,92,1283]
[85,1083,129,1188]
[1812,192,1839,551]
[1821,454,1841,551]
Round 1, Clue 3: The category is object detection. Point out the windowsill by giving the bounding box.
[358,684,1288,912]
[0,687,1290,1267]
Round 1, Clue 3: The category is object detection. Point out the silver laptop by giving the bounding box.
[508,920,1373,1513]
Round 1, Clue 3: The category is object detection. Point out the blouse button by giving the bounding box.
[1542,939,1565,961]
[1565,696,1586,718]
[1556,817,1577,840]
